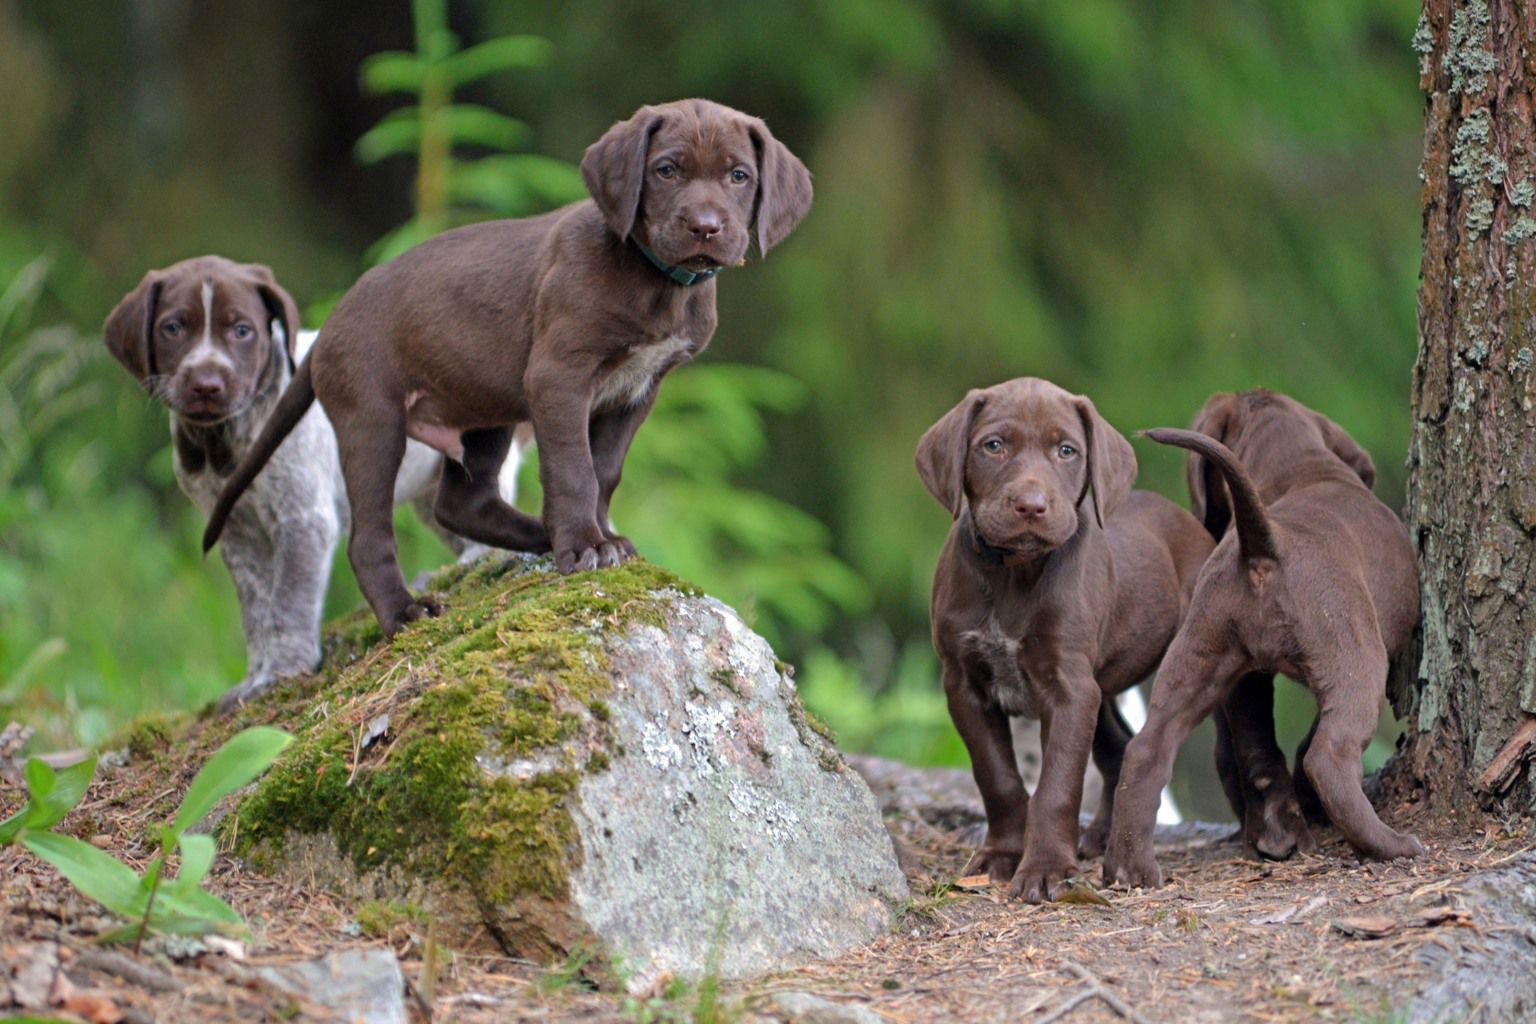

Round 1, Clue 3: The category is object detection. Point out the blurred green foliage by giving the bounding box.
[1,1,1421,819]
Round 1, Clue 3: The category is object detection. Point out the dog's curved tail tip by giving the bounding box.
[1143,426,1278,563]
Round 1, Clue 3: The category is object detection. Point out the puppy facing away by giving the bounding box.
[917,378,1213,902]
[103,256,521,711]
[1103,390,1422,890]
[201,99,813,637]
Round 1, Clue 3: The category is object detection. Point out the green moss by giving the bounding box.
[785,690,843,774]
[228,556,688,906]
[355,899,427,938]
[114,712,187,762]
[710,667,743,696]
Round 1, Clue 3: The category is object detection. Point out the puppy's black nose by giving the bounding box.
[1015,492,1049,519]
[189,373,226,399]
[685,211,723,240]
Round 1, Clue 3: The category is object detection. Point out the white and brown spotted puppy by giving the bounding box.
[104,256,520,711]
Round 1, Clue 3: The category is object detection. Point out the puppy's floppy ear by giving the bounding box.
[582,107,664,242]
[1187,393,1237,538]
[746,117,812,255]
[1311,409,1376,490]
[1073,395,1136,528]
[241,263,302,372]
[916,390,986,519]
[103,271,164,381]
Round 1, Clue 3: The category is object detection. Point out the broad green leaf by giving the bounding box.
[23,831,145,917]
[149,884,246,935]
[355,110,421,165]
[0,805,26,843]
[440,35,553,86]
[168,833,215,892]
[23,756,56,801]
[359,51,424,95]
[171,726,293,838]
[1,755,97,842]
[40,756,98,828]
[435,105,528,152]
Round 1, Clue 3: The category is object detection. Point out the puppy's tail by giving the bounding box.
[202,357,316,553]
[1142,427,1279,562]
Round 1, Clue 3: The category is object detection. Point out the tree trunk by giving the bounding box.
[1391,0,1536,812]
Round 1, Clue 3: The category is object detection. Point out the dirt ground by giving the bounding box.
[2,739,1532,1024]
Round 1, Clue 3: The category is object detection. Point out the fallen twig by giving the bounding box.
[1037,960,1152,1024]
[71,948,183,994]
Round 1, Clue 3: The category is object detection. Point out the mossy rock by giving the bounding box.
[216,554,906,989]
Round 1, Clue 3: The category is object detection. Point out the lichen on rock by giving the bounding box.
[222,553,907,986]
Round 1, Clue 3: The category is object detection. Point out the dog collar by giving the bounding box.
[633,240,721,287]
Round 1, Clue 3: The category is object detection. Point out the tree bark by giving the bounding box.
[1391,0,1536,812]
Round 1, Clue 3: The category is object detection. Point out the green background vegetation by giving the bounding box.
[0,1,1421,819]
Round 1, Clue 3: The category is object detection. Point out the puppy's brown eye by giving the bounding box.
[161,321,183,338]
[730,168,751,184]
[1058,443,1078,458]
[655,163,677,179]
[232,324,254,341]
[982,439,1005,455]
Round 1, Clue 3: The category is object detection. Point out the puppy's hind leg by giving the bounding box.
[1220,673,1316,859]
[1301,643,1424,861]
[338,407,439,636]
[433,427,550,552]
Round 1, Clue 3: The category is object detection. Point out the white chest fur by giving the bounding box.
[595,334,694,413]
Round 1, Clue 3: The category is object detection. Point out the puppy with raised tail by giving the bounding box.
[201,99,813,638]
[918,378,1212,902]
[104,256,521,711]
[1104,390,1422,890]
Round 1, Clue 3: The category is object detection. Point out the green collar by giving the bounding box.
[633,239,721,287]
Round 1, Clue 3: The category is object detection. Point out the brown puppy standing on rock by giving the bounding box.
[203,99,812,636]
[917,379,1213,902]
[1103,390,1423,890]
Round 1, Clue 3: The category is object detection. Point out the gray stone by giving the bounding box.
[235,557,907,994]
[7,940,57,1008]
[563,596,908,993]
[1408,852,1536,1023]
[255,949,407,1024]
[767,991,887,1024]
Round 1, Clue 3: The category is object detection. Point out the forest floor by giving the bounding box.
[2,737,1532,1024]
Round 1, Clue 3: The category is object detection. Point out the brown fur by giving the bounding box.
[918,378,1213,903]
[201,99,812,636]
[1103,390,1423,890]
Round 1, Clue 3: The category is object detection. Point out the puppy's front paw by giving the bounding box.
[1102,838,1164,889]
[555,536,635,574]
[603,533,638,559]
[382,598,445,637]
[1009,852,1078,903]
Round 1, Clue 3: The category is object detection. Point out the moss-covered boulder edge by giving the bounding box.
[189,553,906,984]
